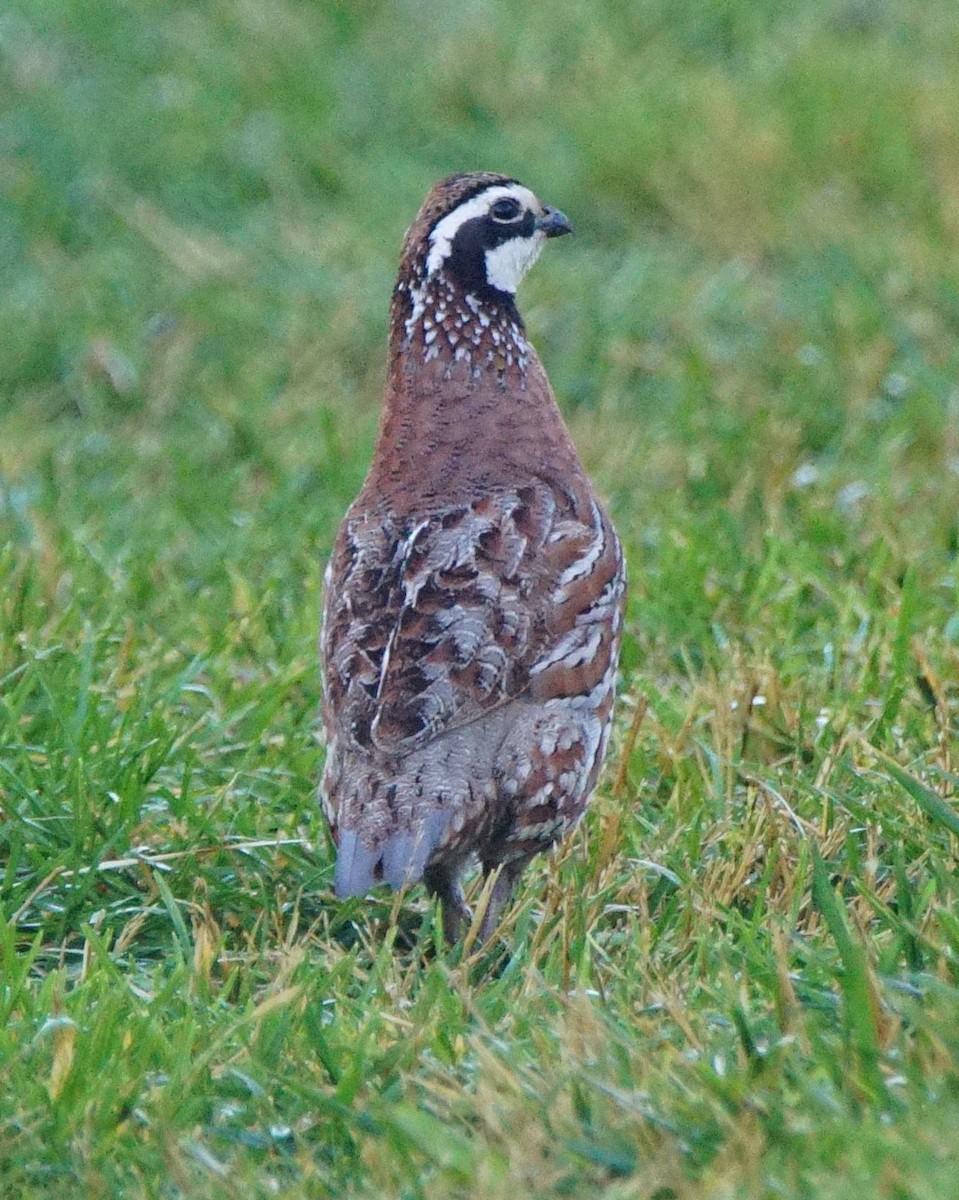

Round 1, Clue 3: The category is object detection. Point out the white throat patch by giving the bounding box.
[484,231,546,294]
[425,183,540,281]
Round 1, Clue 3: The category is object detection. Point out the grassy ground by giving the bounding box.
[2,0,959,1195]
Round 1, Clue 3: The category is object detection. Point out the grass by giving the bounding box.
[2,0,959,1195]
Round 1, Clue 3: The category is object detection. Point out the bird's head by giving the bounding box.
[391,173,572,372]
[411,173,572,301]
[397,173,571,308]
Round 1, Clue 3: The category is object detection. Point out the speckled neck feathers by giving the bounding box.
[392,271,531,377]
[370,173,579,513]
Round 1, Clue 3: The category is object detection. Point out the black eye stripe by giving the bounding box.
[490,197,523,222]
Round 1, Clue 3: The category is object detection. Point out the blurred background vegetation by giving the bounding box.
[4,0,958,614]
[2,1,959,1196]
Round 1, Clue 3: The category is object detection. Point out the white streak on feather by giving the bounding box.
[556,500,606,591]
[372,519,430,707]
[531,624,603,675]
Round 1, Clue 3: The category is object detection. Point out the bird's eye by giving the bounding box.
[489,197,523,222]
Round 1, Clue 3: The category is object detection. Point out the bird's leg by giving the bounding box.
[423,862,471,944]
[476,857,530,944]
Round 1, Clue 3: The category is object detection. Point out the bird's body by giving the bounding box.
[320,173,625,941]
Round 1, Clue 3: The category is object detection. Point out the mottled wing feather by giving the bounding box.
[321,478,623,761]
[322,491,539,753]
[530,494,625,704]
[490,491,625,860]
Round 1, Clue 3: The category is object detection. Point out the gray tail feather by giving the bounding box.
[334,831,381,897]
[334,810,452,898]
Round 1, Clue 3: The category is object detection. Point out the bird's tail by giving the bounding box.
[334,809,452,897]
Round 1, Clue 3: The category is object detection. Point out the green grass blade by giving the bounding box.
[810,847,887,1103]
[873,751,959,839]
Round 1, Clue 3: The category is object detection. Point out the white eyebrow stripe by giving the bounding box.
[425,184,538,278]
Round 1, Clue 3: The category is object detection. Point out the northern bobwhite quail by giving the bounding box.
[320,172,626,942]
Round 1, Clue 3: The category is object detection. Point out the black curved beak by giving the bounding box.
[535,206,573,238]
